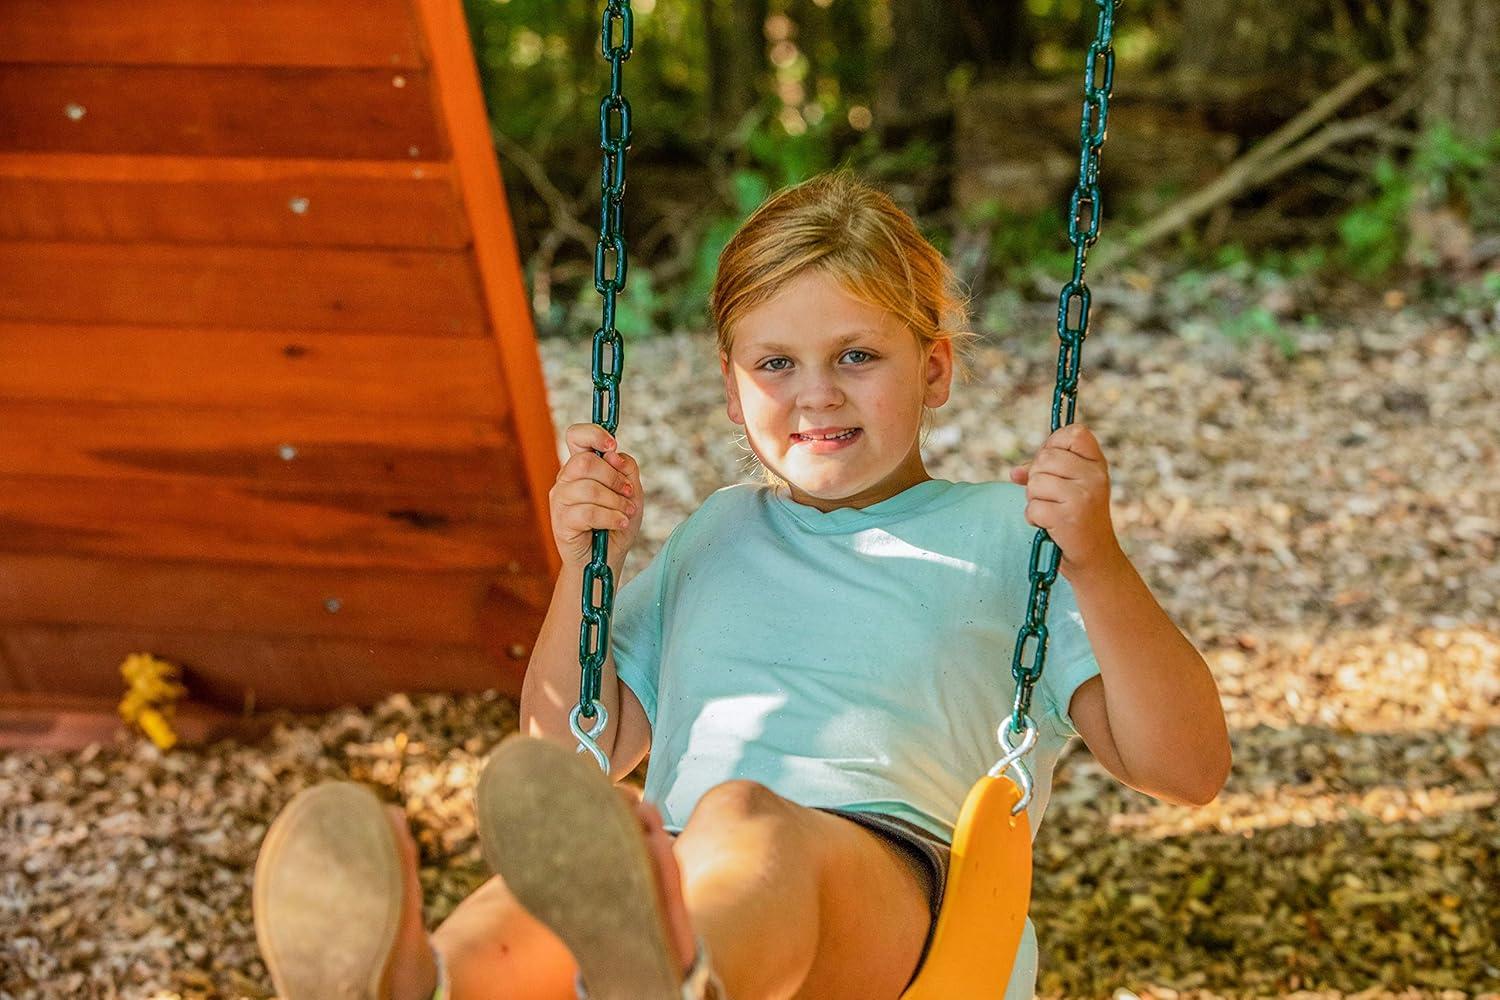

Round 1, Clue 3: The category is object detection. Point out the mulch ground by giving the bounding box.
[2,269,1497,999]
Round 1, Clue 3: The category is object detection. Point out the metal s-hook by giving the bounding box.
[988,715,1039,815]
[569,700,612,776]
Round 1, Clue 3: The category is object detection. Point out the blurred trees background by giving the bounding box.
[462,0,1500,338]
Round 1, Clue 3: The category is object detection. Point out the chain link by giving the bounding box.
[1008,0,1118,736]
[575,0,635,764]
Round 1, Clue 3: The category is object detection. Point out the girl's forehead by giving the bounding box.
[733,295,908,354]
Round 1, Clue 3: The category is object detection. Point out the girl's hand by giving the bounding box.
[550,423,645,569]
[1009,424,1124,579]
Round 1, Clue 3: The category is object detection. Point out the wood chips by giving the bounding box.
[3,274,1497,998]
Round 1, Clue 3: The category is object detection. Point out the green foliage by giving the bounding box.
[1338,124,1500,278]
[1338,157,1411,278]
[1220,304,1300,359]
[985,205,1077,284]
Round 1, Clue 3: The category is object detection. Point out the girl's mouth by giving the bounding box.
[791,428,861,452]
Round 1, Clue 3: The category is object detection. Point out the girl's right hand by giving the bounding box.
[550,422,645,569]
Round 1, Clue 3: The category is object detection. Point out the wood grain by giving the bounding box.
[0,623,526,712]
[0,65,444,160]
[0,154,470,248]
[0,0,426,68]
[0,476,540,572]
[0,324,513,417]
[0,401,518,497]
[0,553,550,645]
[0,243,488,334]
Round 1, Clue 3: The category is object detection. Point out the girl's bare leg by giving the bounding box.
[674,781,930,1000]
[413,780,928,1000]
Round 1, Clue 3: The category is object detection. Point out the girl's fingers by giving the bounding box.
[1031,447,1096,481]
[1023,497,1065,530]
[1023,471,1084,504]
[563,422,618,460]
[560,452,634,496]
[1044,423,1105,461]
[568,503,634,531]
[561,479,635,518]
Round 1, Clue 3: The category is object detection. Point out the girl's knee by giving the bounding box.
[683,779,793,830]
[677,780,812,866]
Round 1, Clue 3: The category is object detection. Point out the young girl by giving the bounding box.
[252,171,1232,1000]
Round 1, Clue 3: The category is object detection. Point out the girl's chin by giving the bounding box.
[781,467,867,497]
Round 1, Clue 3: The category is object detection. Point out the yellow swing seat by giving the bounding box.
[900,774,1033,999]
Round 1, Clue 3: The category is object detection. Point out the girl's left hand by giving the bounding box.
[1009,424,1124,579]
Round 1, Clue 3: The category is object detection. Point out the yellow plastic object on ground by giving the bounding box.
[118,653,188,751]
[900,774,1033,999]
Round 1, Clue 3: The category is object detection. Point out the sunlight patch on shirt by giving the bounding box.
[851,530,979,572]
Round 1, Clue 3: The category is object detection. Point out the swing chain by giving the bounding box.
[575,0,635,773]
[1004,0,1118,791]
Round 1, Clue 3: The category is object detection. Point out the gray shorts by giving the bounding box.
[817,808,951,974]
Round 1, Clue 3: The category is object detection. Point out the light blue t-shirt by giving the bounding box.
[611,477,1102,999]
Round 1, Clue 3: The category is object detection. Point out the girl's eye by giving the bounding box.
[843,349,873,364]
[759,350,873,372]
[762,357,792,371]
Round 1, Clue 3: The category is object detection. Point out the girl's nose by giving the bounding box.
[795,373,845,408]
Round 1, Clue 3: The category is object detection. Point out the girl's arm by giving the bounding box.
[523,422,652,778]
[1064,553,1231,806]
[1011,423,1231,807]
[519,558,652,779]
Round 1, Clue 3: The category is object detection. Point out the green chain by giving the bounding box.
[1008,0,1118,737]
[574,0,634,772]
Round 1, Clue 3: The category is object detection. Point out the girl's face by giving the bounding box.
[720,269,953,512]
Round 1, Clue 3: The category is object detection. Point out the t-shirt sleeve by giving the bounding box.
[609,529,679,727]
[1034,573,1102,739]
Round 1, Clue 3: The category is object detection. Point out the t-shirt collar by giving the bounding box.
[771,478,954,533]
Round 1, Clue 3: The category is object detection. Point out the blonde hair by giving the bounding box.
[709,169,977,485]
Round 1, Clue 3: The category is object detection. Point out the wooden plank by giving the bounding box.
[0,476,539,572]
[0,154,470,249]
[0,243,488,335]
[416,0,565,583]
[0,693,276,752]
[0,324,511,418]
[0,401,517,497]
[0,0,425,69]
[0,554,551,645]
[0,623,526,712]
[0,65,445,160]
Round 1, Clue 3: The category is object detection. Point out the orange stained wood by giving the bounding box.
[0,623,524,711]
[0,324,512,417]
[0,693,276,752]
[0,243,489,334]
[0,155,471,248]
[0,0,427,68]
[0,0,563,739]
[0,400,519,496]
[414,0,561,582]
[0,475,538,572]
[0,65,446,160]
[0,554,549,646]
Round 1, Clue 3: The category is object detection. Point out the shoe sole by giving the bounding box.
[253,782,403,1000]
[476,735,681,1000]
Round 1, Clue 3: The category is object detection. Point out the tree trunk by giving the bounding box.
[876,0,966,126]
[1419,0,1500,227]
[1178,0,1322,77]
[703,0,768,135]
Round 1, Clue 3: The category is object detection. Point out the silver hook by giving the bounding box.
[987,715,1039,815]
[569,701,611,776]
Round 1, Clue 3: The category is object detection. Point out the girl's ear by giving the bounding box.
[720,353,745,426]
[923,338,954,409]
